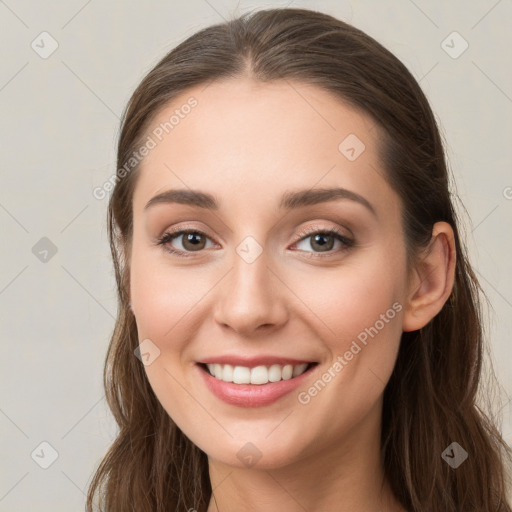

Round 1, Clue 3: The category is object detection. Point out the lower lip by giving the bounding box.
[196,364,316,407]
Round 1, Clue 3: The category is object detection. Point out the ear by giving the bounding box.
[402,221,456,332]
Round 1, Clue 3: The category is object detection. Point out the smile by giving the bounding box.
[196,362,319,407]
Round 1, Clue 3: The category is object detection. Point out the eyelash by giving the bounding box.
[155,225,354,259]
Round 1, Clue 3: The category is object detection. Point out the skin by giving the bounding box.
[128,77,456,512]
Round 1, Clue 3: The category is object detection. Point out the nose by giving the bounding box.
[213,251,289,337]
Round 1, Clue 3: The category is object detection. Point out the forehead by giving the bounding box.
[132,78,395,217]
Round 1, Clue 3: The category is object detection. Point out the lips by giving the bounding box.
[195,358,319,407]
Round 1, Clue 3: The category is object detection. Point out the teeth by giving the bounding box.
[205,363,309,385]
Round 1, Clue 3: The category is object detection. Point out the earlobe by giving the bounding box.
[402,221,457,332]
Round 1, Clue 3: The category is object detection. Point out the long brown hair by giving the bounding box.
[86,8,512,511]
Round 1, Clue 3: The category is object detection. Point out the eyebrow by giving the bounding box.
[144,187,376,216]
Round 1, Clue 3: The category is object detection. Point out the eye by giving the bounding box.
[291,226,354,257]
[156,229,216,257]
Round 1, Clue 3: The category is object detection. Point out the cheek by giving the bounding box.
[289,263,404,441]
[289,252,404,342]
[129,245,209,341]
[129,247,204,429]
[289,251,405,407]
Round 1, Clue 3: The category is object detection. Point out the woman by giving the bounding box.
[86,7,512,511]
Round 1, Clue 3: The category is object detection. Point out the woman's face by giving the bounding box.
[129,78,410,469]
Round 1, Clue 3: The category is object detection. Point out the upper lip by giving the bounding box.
[198,355,316,368]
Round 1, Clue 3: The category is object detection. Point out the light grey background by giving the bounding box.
[1,0,511,510]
